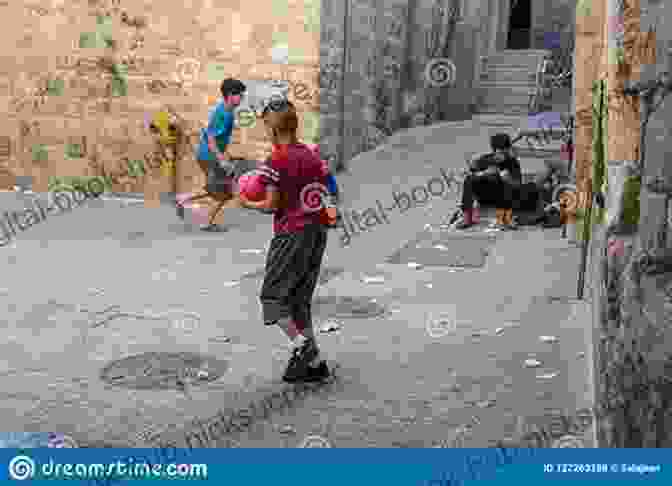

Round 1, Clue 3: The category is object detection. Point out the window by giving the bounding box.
[437,1,464,22]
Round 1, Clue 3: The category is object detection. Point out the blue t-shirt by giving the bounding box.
[196,101,235,161]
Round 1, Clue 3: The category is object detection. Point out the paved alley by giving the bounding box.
[0,119,594,449]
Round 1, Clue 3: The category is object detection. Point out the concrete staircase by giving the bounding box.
[471,50,573,178]
[476,49,550,115]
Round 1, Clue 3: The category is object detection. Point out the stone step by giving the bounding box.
[475,106,531,115]
[486,49,550,61]
[480,69,536,79]
[482,66,540,73]
[479,95,533,109]
[482,66,537,73]
[473,114,527,127]
[479,88,536,99]
[480,77,536,84]
[516,147,563,159]
[479,81,536,89]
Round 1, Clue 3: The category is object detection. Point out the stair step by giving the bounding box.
[487,50,550,60]
[479,96,533,107]
[484,63,539,70]
[480,72,536,79]
[481,69,536,76]
[479,81,536,88]
[480,87,535,96]
[473,114,526,126]
[475,106,531,115]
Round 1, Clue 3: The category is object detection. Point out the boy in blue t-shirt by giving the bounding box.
[177,78,246,231]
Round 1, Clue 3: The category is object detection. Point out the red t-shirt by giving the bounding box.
[259,143,327,234]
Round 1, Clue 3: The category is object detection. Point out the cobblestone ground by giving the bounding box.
[0,119,594,448]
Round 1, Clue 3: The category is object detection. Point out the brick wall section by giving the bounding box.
[0,0,318,203]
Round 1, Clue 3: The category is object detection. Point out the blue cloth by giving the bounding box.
[325,173,338,195]
[196,101,235,161]
[543,32,561,50]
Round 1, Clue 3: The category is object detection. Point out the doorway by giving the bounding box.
[507,0,531,49]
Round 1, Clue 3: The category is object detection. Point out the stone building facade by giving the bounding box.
[0,0,576,197]
[588,0,672,447]
[320,0,576,171]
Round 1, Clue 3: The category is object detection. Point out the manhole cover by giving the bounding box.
[387,233,495,268]
[313,296,386,318]
[100,352,229,390]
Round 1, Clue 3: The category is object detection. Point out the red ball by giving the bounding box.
[238,171,267,202]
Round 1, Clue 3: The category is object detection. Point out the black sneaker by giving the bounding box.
[200,224,226,232]
[301,361,330,382]
[282,339,319,383]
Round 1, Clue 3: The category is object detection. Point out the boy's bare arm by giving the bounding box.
[208,135,230,160]
[239,188,281,211]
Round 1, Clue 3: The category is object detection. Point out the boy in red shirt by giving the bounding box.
[238,100,331,382]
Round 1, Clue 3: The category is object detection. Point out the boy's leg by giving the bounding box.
[290,224,328,361]
[180,191,211,206]
[260,225,327,381]
[260,233,300,331]
[202,176,239,229]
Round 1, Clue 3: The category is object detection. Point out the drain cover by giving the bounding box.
[100,352,229,390]
[313,296,386,318]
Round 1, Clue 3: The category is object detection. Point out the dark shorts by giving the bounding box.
[205,159,234,193]
[203,159,259,194]
[260,223,328,327]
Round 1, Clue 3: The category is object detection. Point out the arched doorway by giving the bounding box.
[507,0,531,49]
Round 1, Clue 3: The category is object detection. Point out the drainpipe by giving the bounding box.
[338,0,350,172]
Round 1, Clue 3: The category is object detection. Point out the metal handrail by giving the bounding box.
[528,58,546,114]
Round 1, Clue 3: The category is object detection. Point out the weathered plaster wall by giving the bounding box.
[0,0,319,203]
[589,0,672,447]
[320,0,474,171]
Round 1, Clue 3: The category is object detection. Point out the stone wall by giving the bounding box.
[588,0,672,447]
[320,0,473,171]
[0,0,319,203]
[531,0,576,50]
[1,0,477,195]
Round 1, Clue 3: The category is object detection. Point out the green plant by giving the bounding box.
[48,175,112,193]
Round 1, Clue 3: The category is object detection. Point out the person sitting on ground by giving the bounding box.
[456,133,522,230]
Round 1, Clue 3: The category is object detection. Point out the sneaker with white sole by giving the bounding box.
[283,338,319,383]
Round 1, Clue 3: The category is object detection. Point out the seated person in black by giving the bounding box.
[457,133,522,229]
